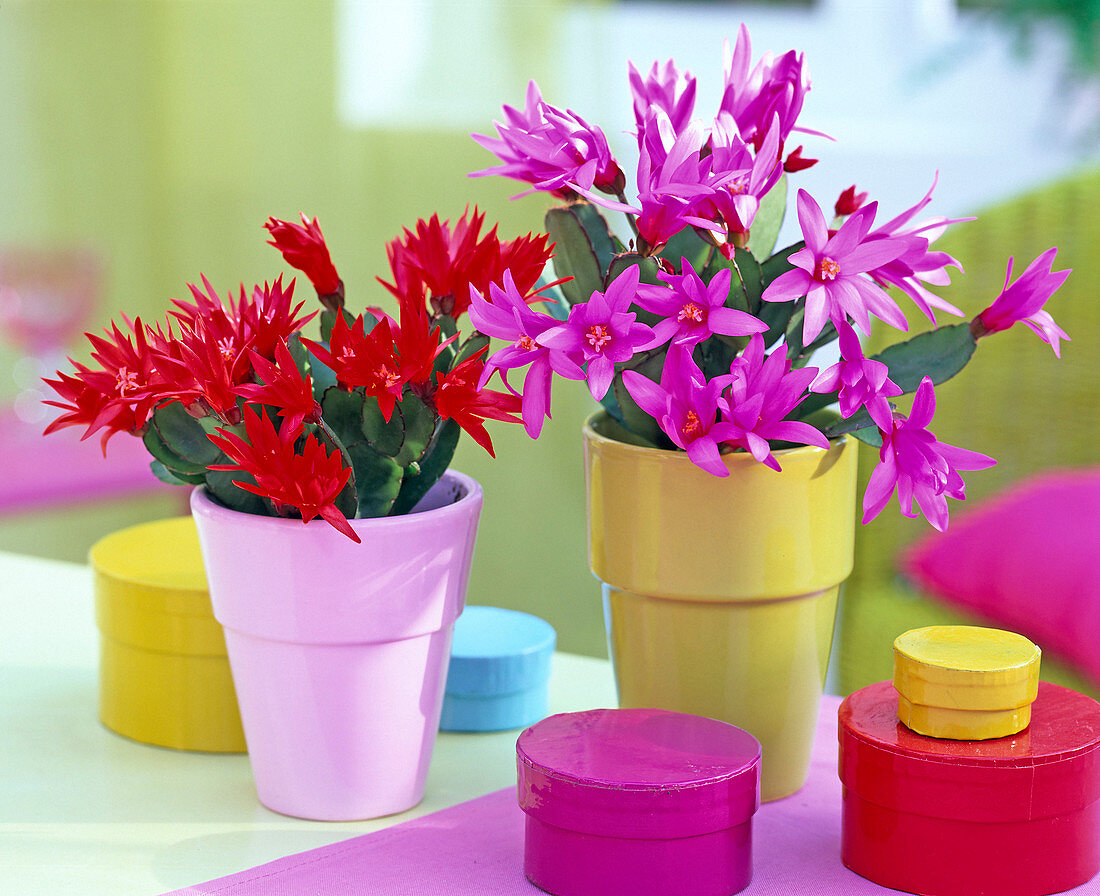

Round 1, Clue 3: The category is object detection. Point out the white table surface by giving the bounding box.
[0,550,617,896]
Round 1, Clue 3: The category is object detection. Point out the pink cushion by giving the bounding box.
[902,469,1100,687]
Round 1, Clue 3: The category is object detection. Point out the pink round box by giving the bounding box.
[516,707,762,896]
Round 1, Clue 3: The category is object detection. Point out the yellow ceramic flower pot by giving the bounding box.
[90,516,246,752]
[584,411,857,801]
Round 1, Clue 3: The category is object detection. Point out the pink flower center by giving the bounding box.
[677,302,705,324]
[377,365,402,389]
[115,367,140,396]
[217,338,237,361]
[586,324,612,352]
[518,336,537,352]
[814,257,840,282]
[681,410,702,439]
[729,178,748,196]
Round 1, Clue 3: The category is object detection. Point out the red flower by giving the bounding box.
[379,208,554,319]
[42,316,168,451]
[172,275,315,364]
[301,313,407,420]
[395,290,455,385]
[151,315,251,423]
[432,353,522,457]
[161,276,316,422]
[234,339,320,432]
[264,214,342,297]
[207,406,359,542]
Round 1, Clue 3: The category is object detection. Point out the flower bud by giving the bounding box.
[834,185,868,217]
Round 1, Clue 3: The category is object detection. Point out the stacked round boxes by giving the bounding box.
[840,625,1100,896]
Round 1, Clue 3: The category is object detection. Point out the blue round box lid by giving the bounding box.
[446,606,556,696]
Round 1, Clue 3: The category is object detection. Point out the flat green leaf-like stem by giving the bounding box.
[151,401,223,469]
[571,202,619,274]
[871,323,977,393]
[546,206,606,305]
[390,418,461,516]
[746,174,788,259]
[205,469,270,515]
[393,393,437,467]
[346,442,403,518]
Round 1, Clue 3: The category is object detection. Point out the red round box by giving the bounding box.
[840,680,1100,896]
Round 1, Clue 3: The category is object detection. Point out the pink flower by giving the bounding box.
[719,24,813,148]
[569,111,723,254]
[468,273,585,438]
[635,257,768,348]
[865,176,968,325]
[471,81,624,199]
[810,322,901,430]
[622,348,738,477]
[628,59,697,141]
[974,248,1071,357]
[761,190,909,342]
[694,113,783,236]
[862,377,996,531]
[721,334,829,470]
[537,265,655,400]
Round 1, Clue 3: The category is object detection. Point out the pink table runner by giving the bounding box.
[165,695,1100,894]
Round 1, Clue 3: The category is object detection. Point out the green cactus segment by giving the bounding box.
[746,173,787,259]
[452,333,490,369]
[872,323,977,393]
[361,395,405,457]
[825,408,885,449]
[727,248,763,314]
[606,252,662,289]
[149,459,205,486]
[662,227,713,273]
[344,443,401,518]
[609,350,668,448]
[758,240,802,289]
[287,333,311,380]
[390,418,461,516]
[146,401,223,475]
[546,205,606,305]
[393,392,437,467]
[571,201,621,273]
[205,468,270,515]
[307,353,337,400]
[319,385,402,518]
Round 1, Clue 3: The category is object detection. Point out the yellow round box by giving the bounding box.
[893,625,1041,740]
[90,516,246,752]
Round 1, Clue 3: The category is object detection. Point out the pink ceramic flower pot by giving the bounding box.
[190,470,483,821]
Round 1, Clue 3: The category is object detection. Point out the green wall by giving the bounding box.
[0,0,608,657]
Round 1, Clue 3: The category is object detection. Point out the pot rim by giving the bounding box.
[190,467,482,536]
[582,409,849,466]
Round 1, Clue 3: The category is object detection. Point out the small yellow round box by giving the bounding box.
[893,625,1041,740]
[91,516,246,752]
